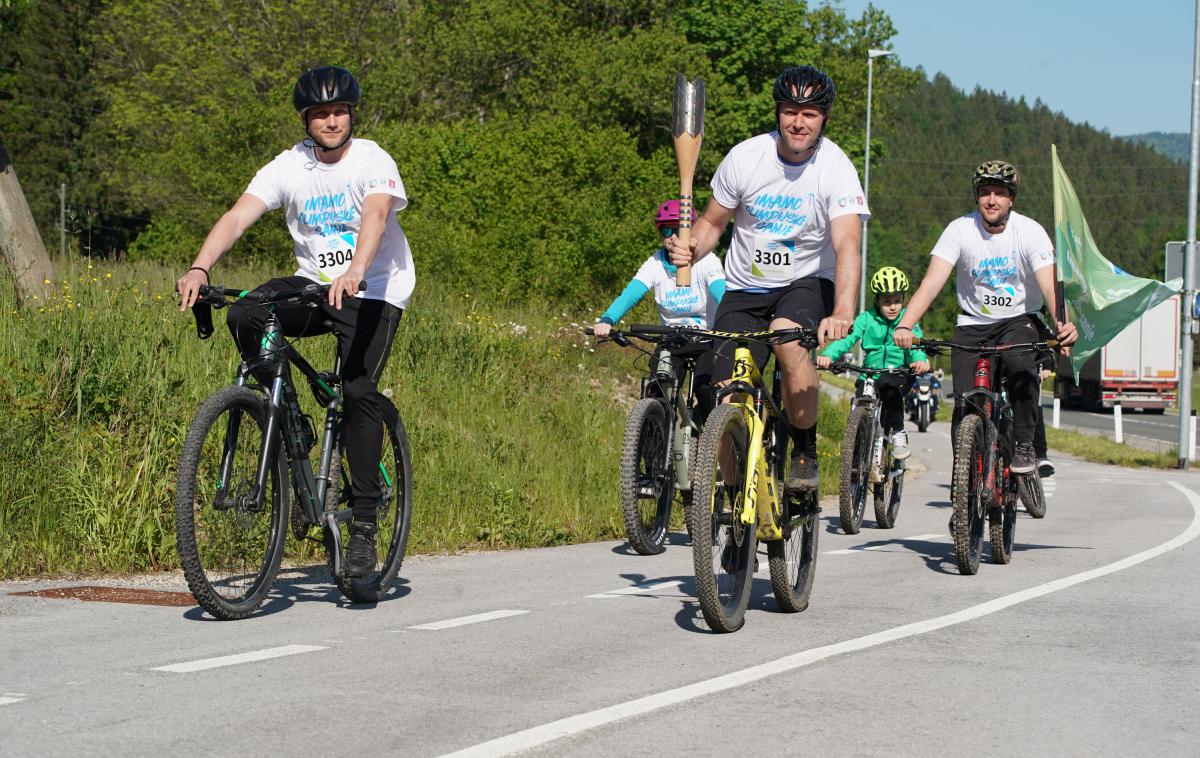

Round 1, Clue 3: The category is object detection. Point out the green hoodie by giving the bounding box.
[819,305,928,369]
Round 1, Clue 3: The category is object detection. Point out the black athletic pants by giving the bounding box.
[226,276,403,520]
[858,373,914,435]
[950,314,1042,446]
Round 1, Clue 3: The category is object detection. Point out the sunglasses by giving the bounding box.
[658,226,679,238]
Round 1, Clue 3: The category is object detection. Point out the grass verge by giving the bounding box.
[1045,426,1184,469]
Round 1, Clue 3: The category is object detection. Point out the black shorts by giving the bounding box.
[711,277,833,382]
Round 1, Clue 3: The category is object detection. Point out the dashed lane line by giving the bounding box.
[406,610,530,630]
[825,533,944,555]
[0,693,29,706]
[150,645,328,674]
[438,481,1200,758]
[587,580,683,599]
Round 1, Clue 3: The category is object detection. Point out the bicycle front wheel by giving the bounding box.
[335,396,414,604]
[874,461,903,529]
[690,404,756,633]
[768,490,819,613]
[619,398,674,555]
[950,414,987,575]
[838,406,872,534]
[175,386,289,620]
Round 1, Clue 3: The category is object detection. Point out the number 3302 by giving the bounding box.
[982,294,1012,306]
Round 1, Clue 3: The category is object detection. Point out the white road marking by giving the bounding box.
[825,533,944,555]
[587,580,682,599]
[150,645,327,673]
[439,481,1200,758]
[407,610,530,630]
[932,430,952,440]
[0,693,29,706]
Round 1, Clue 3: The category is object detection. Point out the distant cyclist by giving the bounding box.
[893,160,1076,473]
[593,199,725,423]
[663,64,867,494]
[817,266,930,460]
[176,65,413,577]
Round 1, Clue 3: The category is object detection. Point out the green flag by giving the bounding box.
[1052,144,1180,379]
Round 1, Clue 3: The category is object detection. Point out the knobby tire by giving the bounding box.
[619,398,674,555]
[839,406,872,534]
[951,414,987,575]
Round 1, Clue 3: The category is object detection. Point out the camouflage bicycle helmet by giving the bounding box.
[773,66,836,111]
[972,159,1020,199]
[293,66,361,115]
[870,266,909,295]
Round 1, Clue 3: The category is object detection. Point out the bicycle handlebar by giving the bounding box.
[190,282,365,340]
[916,337,1059,357]
[822,361,916,377]
[588,323,819,350]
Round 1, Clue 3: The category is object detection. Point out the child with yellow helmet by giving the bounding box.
[817,266,930,459]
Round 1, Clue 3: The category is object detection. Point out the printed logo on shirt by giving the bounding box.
[971,255,1018,287]
[744,192,813,236]
[367,178,397,189]
[660,286,702,315]
[299,192,355,235]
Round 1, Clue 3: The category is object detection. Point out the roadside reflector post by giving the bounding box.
[1114,401,1123,445]
[1052,397,1061,429]
[1190,410,1197,462]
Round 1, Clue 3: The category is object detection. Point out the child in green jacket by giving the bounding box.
[816,266,930,459]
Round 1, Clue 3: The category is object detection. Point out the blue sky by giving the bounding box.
[834,0,1194,135]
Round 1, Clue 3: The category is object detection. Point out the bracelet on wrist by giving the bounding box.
[894,325,912,332]
[188,266,209,280]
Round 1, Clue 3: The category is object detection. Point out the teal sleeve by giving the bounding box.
[819,312,867,359]
[600,279,650,325]
[708,278,726,303]
[906,321,928,364]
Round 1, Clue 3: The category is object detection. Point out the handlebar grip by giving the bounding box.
[584,327,595,336]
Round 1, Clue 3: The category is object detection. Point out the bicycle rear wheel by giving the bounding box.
[768,490,819,613]
[175,386,289,620]
[690,404,756,633]
[874,461,903,529]
[334,397,414,604]
[1017,472,1046,518]
[619,398,674,555]
[838,406,872,534]
[950,414,987,575]
[989,483,1016,565]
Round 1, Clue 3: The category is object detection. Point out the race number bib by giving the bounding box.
[750,237,796,280]
[977,284,1020,317]
[310,232,358,282]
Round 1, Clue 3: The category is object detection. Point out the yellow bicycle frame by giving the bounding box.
[723,344,787,542]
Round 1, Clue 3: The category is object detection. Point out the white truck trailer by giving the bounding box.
[1055,295,1180,412]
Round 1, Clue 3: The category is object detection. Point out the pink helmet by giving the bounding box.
[655,199,696,227]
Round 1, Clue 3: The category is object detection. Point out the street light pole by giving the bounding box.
[860,49,895,314]
[1178,0,1200,468]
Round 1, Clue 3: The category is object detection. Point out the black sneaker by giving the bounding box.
[784,452,819,493]
[346,521,378,578]
[1037,458,1055,477]
[1011,442,1036,474]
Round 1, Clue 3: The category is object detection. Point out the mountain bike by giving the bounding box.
[175,283,413,619]
[627,325,822,632]
[919,337,1056,575]
[588,326,705,555]
[823,362,913,533]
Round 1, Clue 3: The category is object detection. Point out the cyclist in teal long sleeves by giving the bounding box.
[817,266,929,459]
[594,199,726,423]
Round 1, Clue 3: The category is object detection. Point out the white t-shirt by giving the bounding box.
[930,210,1054,326]
[633,250,725,327]
[245,138,415,309]
[710,133,868,290]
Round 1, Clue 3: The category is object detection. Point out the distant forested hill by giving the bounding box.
[865,73,1188,337]
[1124,132,1189,164]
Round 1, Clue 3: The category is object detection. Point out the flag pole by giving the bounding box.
[1178,0,1200,468]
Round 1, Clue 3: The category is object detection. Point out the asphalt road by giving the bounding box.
[1046,398,1183,448]
[3,422,1199,757]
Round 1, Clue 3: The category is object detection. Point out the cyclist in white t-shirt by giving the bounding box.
[176,66,412,578]
[893,160,1077,473]
[663,65,866,494]
[594,199,726,423]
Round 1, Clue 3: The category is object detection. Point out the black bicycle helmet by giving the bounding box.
[293,66,361,114]
[772,65,836,111]
[972,159,1021,200]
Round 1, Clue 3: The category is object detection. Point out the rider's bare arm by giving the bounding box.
[823,214,862,341]
[177,194,269,310]
[664,200,733,267]
[1034,264,1078,348]
[893,256,954,348]
[328,193,393,309]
